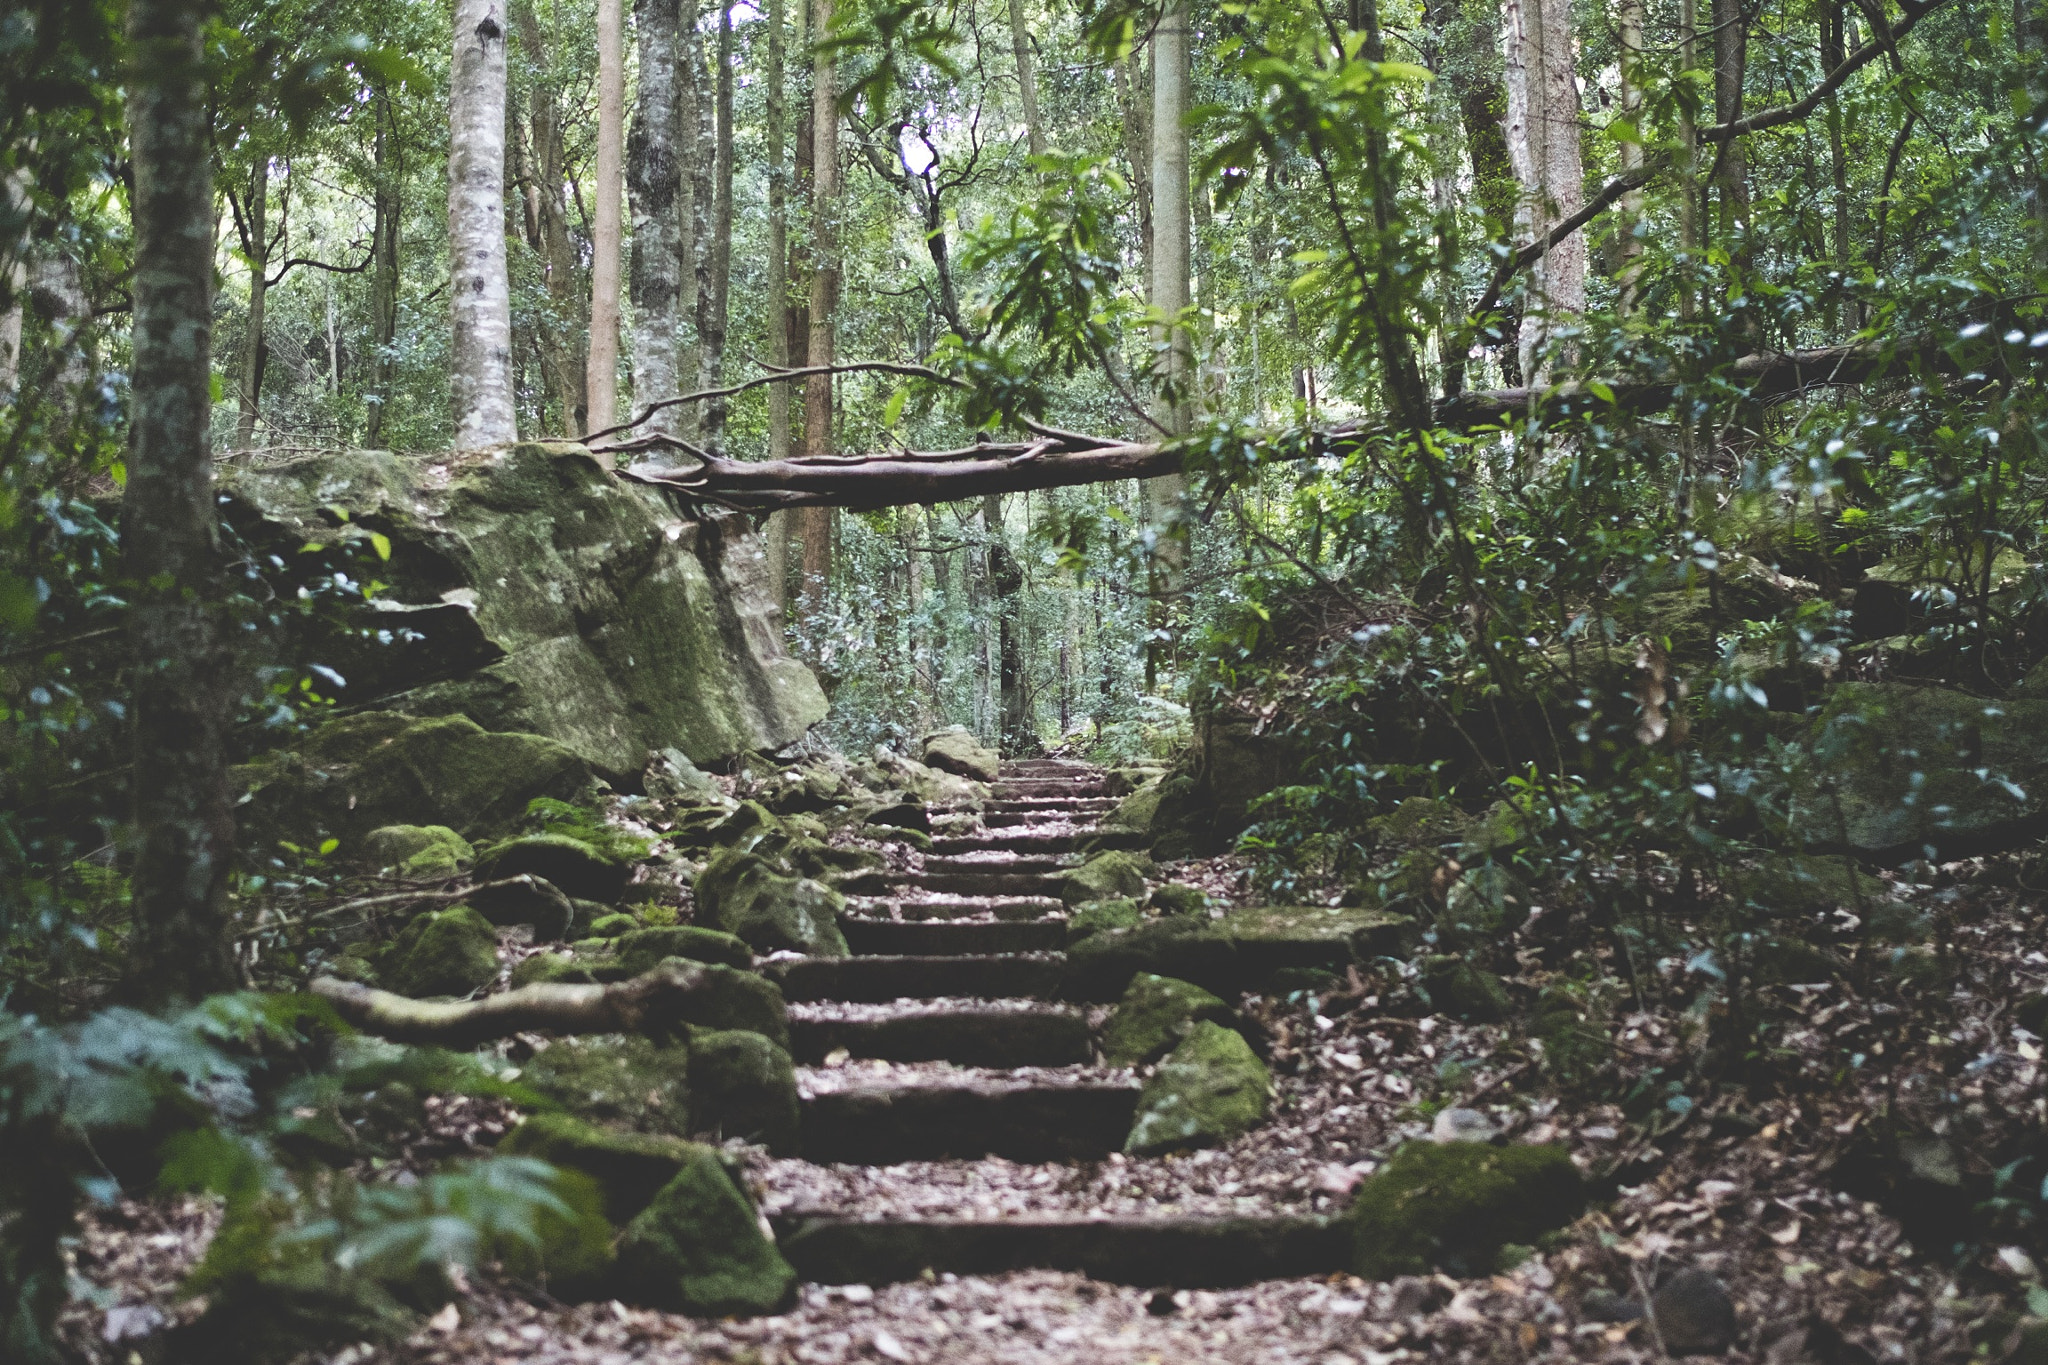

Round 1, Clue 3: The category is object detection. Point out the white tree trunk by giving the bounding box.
[1144,0,1191,652]
[449,0,518,448]
[585,0,626,432]
[1502,0,1583,379]
[629,0,683,432]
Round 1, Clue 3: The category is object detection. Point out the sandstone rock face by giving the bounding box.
[223,443,826,780]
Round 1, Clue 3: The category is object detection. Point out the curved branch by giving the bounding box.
[582,360,963,444]
[310,958,714,1046]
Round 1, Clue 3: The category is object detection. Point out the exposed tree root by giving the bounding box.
[309,960,709,1046]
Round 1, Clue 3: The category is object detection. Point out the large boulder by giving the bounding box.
[921,726,1000,782]
[520,1034,692,1137]
[693,846,849,957]
[615,1147,798,1316]
[221,443,827,781]
[361,824,473,878]
[1793,682,2048,855]
[1124,1021,1271,1155]
[1052,849,1154,906]
[1346,1141,1583,1279]
[236,711,594,846]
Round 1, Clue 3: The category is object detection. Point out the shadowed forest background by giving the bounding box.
[3,0,2048,1360]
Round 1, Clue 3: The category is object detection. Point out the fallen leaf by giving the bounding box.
[427,1302,461,1335]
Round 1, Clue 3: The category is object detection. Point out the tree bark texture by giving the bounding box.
[449,0,518,448]
[233,156,269,448]
[799,0,840,608]
[765,0,791,605]
[1007,0,1046,157]
[694,2,735,445]
[1423,0,1520,391]
[1710,0,1751,241]
[986,495,1033,754]
[1502,0,1584,379]
[366,94,402,447]
[586,0,626,433]
[629,0,684,432]
[123,0,238,1006]
[1616,0,1645,308]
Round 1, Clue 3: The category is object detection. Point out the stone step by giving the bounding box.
[840,869,1060,898]
[986,795,1117,812]
[929,828,1145,856]
[764,952,1068,1003]
[798,1073,1138,1163]
[993,778,1108,800]
[846,894,1063,922]
[921,853,1072,875]
[983,808,1111,829]
[774,1212,1347,1289]
[786,1000,1090,1067]
[838,916,1066,957]
[997,760,1098,777]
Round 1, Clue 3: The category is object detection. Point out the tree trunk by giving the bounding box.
[1710,0,1751,244]
[1144,0,1191,679]
[1616,0,1645,310]
[2020,0,2048,270]
[765,0,791,606]
[1821,3,1850,335]
[1502,0,1584,380]
[629,0,683,431]
[312,960,717,1045]
[0,168,23,399]
[365,93,402,447]
[1007,0,1045,157]
[1424,0,1519,391]
[586,0,626,433]
[1112,52,1152,283]
[799,0,839,613]
[695,2,735,445]
[511,0,588,434]
[985,494,1032,753]
[450,0,518,448]
[233,156,268,448]
[123,0,237,1006]
[679,4,709,411]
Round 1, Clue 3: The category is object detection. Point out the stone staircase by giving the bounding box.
[759,758,1348,1289]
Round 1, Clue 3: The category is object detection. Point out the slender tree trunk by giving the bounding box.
[1143,0,1191,682]
[1616,0,1645,311]
[629,0,683,431]
[799,0,839,612]
[1678,0,1699,319]
[785,1,813,605]
[1423,0,1519,391]
[695,2,735,445]
[1007,0,1045,157]
[234,156,269,448]
[450,0,518,447]
[586,0,626,433]
[0,168,22,398]
[2019,0,2048,269]
[1822,3,1851,335]
[366,93,402,446]
[1112,52,1152,281]
[512,0,588,433]
[1502,0,1584,380]
[679,4,709,411]
[123,0,237,1006]
[986,494,1032,753]
[1710,0,1751,245]
[765,0,791,606]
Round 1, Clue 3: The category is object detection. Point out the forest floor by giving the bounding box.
[55,826,2043,1365]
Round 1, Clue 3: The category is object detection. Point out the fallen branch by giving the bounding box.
[617,342,1965,510]
[310,959,711,1047]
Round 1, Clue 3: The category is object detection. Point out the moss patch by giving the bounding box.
[1346,1141,1583,1278]
[384,906,499,998]
[497,1113,691,1225]
[475,833,629,903]
[520,1035,692,1137]
[1054,849,1154,906]
[1125,1021,1272,1155]
[612,925,754,973]
[361,824,473,878]
[1066,898,1142,944]
[1102,974,1233,1067]
[615,1148,798,1316]
[686,1026,801,1154]
[693,846,848,957]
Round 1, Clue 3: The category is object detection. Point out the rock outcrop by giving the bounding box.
[223,443,826,781]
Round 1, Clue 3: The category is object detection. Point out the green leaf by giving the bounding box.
[318,838,339,856]
[367,531,392,561]
[882,386,908,428]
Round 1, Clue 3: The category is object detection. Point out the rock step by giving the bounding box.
[764,952,1070,1003]
[774,1213,1346,1289]
[929,828,1147,856]
[838,916,1065,957]
[798,1075,1138,1163]
[982,808,1116,829]
[993,778,1108,799]
[986,796,1118,813]
[845,893,1063,922]
[921,853,1073,875]
[786,1001,1090,1067]
[840,869,1060,898]
[996,761,1098,777]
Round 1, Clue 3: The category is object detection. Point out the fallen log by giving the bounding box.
[615,342,1968,511]
[310,959,710,1046]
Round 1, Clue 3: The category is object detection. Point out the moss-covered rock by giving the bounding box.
[693,846,849,957]
[1726,853,1889,918]
[1105,780,1164,834]
[673,963,789,1049]
[1148,882,1211,916]
[235,711,596,846]
[476,833,630,903]
[864,800,930,834]
[1369,798,1470,851]
[521,1035,692,1137]
[788,840,884,879]
[1125,1021,1272,1155]
[614,1148,798,1316]
[1064,903,1418,999]
[362,824,474,878]
[469,874,577,935]
[686,1026,801,1154]
[1441,863,1522,939]
[497,1113,692,1224]
[1346,1141,1583,1278]
[1532,980,1609,1085]
[874,749,983,808]
[613,925,754,973]
[509,950,600,989]
[222,444,827,780]
[1066,898,1142,944]
[921,726,999,782]
[1419,955,1512,1022]
[587,912,639,938]
[1793,682,2048,855]
[1102,974,1233,1067]
[494,1167,617,1299]
[1053,849,1154,906]
[384,906,499,997]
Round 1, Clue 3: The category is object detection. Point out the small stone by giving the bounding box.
[1649,1267,1738,1355]
[361,824,473,879]
[1346,1141,1583,1279]
[614,1148,797,1316]
[1054,849,1155,906]
[1148,882,1211,916]
[1430,1107,1499,1144]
